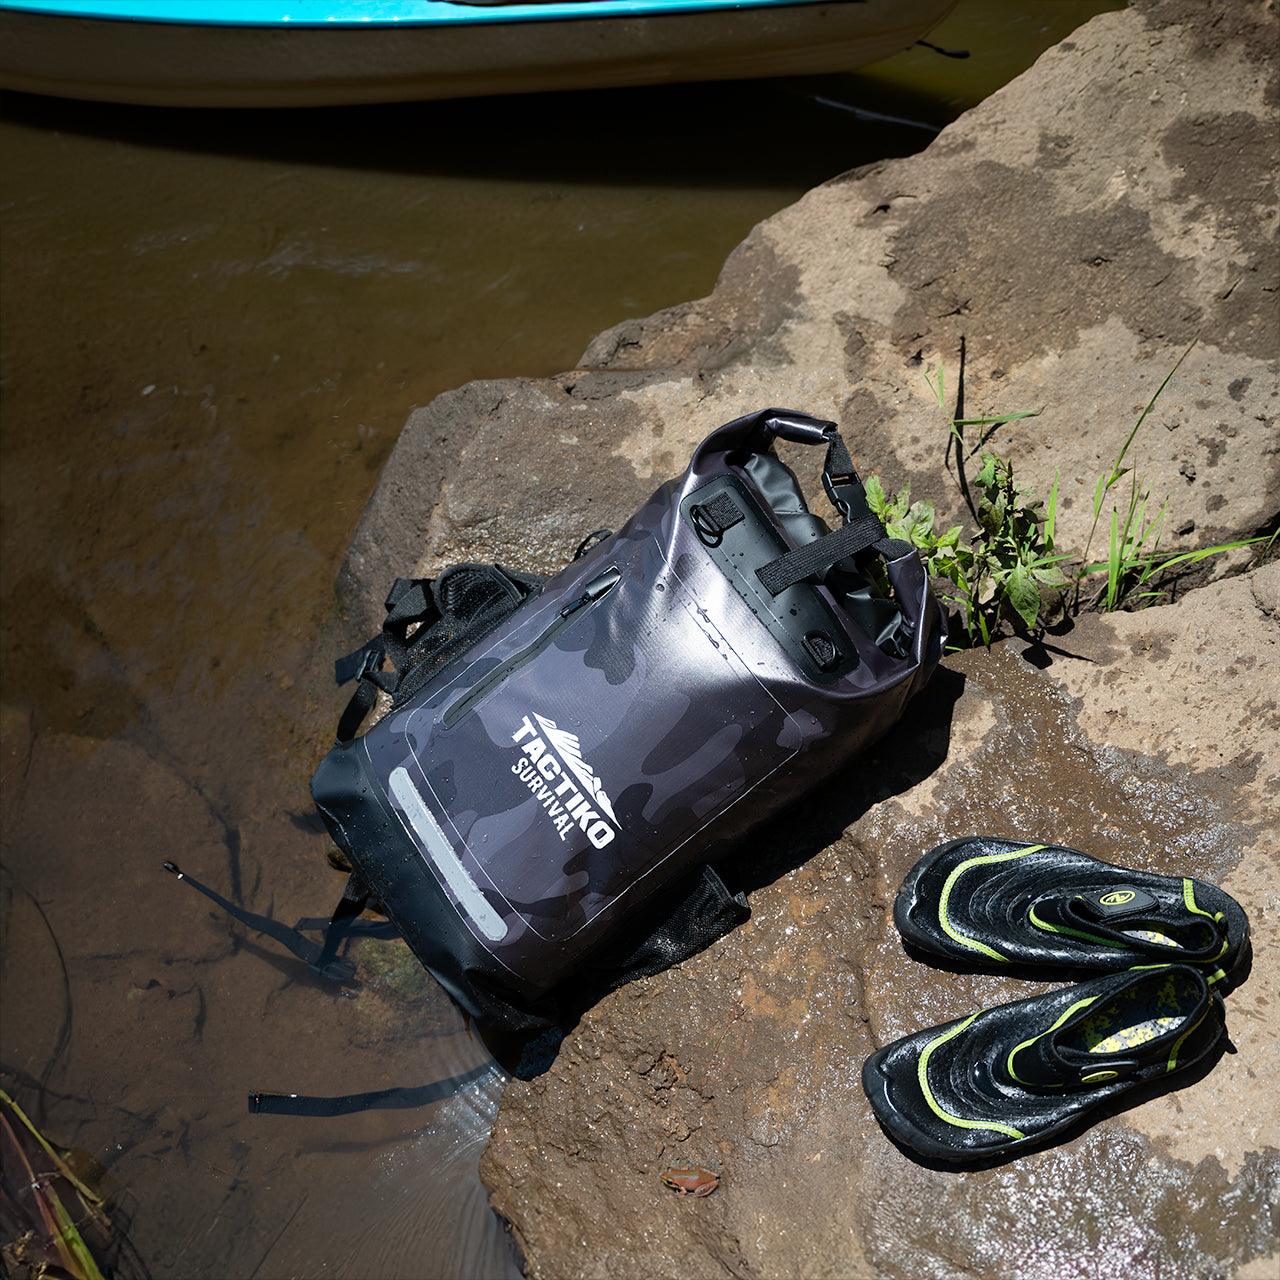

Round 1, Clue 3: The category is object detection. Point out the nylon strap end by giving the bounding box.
[335,639,384,687]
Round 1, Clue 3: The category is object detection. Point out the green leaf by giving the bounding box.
[1107,339,1196,485]
[1106,508,1122,610]
[1091,473,1107,518]
[1006,561,1041,629]
[925,364,946,411]
[952,409,1042,428]
[1147,534,1271,574]
[863,473,887,517]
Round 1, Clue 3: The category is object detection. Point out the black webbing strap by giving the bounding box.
[163,861,497,1119]
[754,425,912,597]
[757,514,895,596]
[310,873,371,975]
[248,1062,495,1117]
[335,648,384,743]
[824,431,855,483]
[333,564,542,743]
[334,576,440,742]
[821,430,874,525]
[163,862,362,984]
[291,916,400,941]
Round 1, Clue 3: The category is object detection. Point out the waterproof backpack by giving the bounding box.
[312,408,945,1033]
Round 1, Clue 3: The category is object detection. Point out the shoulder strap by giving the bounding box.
[162,861,366,984]
[333,563,542,742]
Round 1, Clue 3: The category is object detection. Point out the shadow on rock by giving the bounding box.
[733,664,966,896]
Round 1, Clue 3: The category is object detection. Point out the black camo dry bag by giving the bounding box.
[312,407,945,1032]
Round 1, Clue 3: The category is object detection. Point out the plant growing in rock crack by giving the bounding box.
[1069,341,1272,611]
[865,456,1067,646]
[866,345,1273,648]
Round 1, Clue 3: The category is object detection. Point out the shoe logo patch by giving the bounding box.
[511,713,617,848]
[1100,890,1136,908]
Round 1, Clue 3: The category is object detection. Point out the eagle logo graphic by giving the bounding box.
[534,713,618,825]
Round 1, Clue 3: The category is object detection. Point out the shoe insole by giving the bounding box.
[1064,969,1200,1056]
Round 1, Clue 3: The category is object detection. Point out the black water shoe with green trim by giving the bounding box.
[894,837,1249,990]
[862,964,1225,1163]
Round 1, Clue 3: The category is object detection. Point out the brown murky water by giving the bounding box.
[0,3,1120,1277]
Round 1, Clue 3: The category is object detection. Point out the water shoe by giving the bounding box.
[861,964,1225,1163]
[894,837,1249,989]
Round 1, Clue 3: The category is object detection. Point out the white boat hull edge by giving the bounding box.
[0,1,957,107]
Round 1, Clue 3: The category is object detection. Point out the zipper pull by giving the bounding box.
[560,566,621,617]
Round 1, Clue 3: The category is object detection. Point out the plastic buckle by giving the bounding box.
[822,469,872,524]
[334,638,384,687]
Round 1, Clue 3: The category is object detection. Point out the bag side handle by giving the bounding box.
[757,409,836,446]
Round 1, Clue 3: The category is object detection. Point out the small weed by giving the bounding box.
[865,457,1066,645]
[869,348,1272,647]
[924,361,1042,459]
[1069,339,1270,610]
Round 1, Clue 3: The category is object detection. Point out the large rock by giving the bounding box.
[480,562,1279,1280]
[335,0,1280,1275]
[341,0,1278,639]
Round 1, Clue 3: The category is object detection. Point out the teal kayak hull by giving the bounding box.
[0,0,956,106]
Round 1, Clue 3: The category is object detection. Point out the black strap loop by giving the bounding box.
[690,493,745,547]
[755,514,913,597]
[333,563,542,742]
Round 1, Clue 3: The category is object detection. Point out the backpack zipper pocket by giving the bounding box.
[440,566,620,728]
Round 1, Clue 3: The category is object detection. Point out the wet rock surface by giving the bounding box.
[336,1,1280,1276]
[480,569,1279,1279]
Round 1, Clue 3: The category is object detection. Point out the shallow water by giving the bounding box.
[0,3,1119,1276]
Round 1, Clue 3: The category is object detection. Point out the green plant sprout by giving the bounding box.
[869,348,1273,647]
[866,458,1067,645]
[924,362,1042,458]
[1069,339,1271,609]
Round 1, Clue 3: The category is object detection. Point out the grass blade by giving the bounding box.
[1045,470,1060,547]
[1148,534,1272,575]
[1109,339,1197,482]
[1107,509,1121,609]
